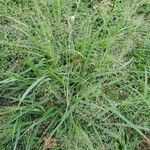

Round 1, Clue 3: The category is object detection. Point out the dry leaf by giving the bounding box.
[139,139,150,150]
[143,139,150,145]
[43,136,57,149]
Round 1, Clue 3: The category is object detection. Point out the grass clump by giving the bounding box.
[0,0,150,149]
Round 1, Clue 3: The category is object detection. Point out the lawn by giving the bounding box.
[0,0,150,149]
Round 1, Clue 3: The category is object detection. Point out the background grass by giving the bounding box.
[0,0,150,149]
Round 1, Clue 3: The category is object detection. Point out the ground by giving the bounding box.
[0,0,150,149]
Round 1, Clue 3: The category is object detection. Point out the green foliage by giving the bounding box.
[0,0,150,149]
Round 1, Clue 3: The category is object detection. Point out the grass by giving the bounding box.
[0,0,150,149]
